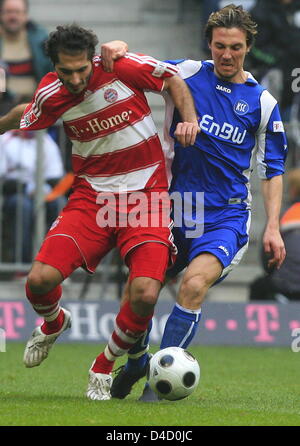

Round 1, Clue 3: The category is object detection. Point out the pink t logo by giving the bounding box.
[0,302,26,339]
[246,304,280,342]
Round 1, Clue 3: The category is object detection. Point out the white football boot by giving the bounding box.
[86,368,113,401]
[23,308,72,368]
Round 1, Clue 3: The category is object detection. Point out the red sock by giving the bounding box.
[26,282,62,307]
[26,282,64,334]
[92,353,115,374]
[92,301,153,374]
[41,308,65,335]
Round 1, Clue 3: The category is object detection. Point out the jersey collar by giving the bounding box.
[206,59,258,86]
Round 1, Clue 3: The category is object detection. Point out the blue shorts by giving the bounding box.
[168,207,251,282]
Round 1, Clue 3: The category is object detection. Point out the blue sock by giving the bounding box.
[160,303,201,349]
[125,320,152,372]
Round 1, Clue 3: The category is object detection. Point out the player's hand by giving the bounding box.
[263,227,286,270]
[174,122,200,147]
[101,40,128,72]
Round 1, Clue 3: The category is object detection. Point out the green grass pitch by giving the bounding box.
[1,342,300,426]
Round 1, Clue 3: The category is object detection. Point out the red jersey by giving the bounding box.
[20,53,178,196]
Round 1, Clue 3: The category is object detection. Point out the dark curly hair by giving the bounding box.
[205,4,257,47]
[45,24,99,65]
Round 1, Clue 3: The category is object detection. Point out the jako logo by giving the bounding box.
[218,245,229,256]
[216,84,231,93]
[199,114,246,144]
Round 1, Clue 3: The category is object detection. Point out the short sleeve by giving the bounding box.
[20,74,62,130]
[256,91,287,179]
[113,52,179,92]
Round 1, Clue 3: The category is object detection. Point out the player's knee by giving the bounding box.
[27,271,56,294]
[180,273,209,305]
[133,289,159,307]
[139,291,159,307]
[131,278,160,307]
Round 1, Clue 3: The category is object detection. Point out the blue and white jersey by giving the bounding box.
[162,60,287,211]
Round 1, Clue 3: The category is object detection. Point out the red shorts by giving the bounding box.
[126,242,169,282]
[35,191,177,282]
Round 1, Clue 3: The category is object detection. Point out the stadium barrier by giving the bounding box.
[0,299,300,347]
[0,129,57,271]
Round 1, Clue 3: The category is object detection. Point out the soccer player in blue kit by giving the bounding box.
[101,3,287,401]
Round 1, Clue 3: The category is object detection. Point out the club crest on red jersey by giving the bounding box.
[104,88,118,103]
[23,109,38,127]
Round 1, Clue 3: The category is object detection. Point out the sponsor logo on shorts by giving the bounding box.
[218,245,229,256]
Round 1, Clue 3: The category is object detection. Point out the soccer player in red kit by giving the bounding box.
[0,24,199,400]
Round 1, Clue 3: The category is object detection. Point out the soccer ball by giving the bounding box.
[147,347,200,401]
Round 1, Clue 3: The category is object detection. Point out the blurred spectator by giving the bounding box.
[0,0,53,103]
[247,0,300,116]
[200,0,220,54]
[249,168,300,301]
[0,59,18,115]
[0,130,65,263]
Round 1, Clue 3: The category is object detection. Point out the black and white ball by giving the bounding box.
[148,347,200,401]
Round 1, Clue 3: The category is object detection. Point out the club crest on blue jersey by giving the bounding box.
[234,100,249,116]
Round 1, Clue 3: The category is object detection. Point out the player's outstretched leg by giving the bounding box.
[139,303,201,402]
[87,300,153,401]
[111,320,153,399]
[24,281,72,368]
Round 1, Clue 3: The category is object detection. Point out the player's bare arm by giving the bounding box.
[101,40,128,72]
[163,75,199,147]
[100,42,199,147]
[261,175,286,270]
[0,103,28,134]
